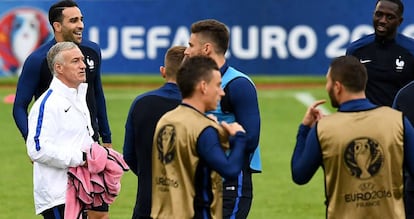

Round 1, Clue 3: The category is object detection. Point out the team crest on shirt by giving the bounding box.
[86,56,95,70]
[395,56,405,72]
[156,124,176,164]
[344,138,383,179]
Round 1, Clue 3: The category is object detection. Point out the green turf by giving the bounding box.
[0,74,326,87]
[0,77,330,218]
[99,74,326,85]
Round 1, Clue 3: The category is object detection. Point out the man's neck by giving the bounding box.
[375,33,397,43]
[182,98,205,113]
[339,93,366,105]
[210,53,226,68]
[54,35,64,43]
[216,57,226,68]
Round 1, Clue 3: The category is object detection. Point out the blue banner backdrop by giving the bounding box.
[1,0,414,76]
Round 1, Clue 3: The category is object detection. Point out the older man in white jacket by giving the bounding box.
[26,41,96,219]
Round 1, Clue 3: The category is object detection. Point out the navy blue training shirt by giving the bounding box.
[346,33,414,106]
[123,82,181,218]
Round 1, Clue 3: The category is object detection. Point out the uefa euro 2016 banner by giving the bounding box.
[1,0,414,76]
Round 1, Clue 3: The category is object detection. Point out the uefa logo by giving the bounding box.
[0,7,52,76]
[156,124,176,165]
[344,138,384,180]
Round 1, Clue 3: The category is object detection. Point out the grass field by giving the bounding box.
[0,75,331,219]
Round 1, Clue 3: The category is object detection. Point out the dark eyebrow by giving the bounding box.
[69,16,83,22]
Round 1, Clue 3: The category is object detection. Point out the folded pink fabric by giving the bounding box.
[65,143,129,218]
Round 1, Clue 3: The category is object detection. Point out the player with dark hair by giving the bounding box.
[185,19,261,219]
[346,1,414,217]
[123,46,186,219]
[13,0,112,147]
[291,55,414,218]
[346,0,414,107]
[393,81,414,218]
[151,55,247,219]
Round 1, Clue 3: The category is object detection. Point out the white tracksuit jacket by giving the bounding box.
[26,77,94,215]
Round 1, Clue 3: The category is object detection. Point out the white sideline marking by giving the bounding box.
[295,92,331,115]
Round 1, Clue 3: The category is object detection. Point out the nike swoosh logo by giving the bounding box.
[64,106,71,112]
[360,59,372,64]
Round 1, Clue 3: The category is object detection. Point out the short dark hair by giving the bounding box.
[177,56,219,98]
[376,0,404,16]
[48,0,79,26]
[191,19,229,55]
[329,56,367,93]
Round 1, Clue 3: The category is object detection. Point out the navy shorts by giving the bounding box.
[41,204,64,219]
[41,203,109,219]
[89,202,109,212]
[222,166,253,219]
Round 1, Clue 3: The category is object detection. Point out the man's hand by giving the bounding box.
[302,99,326,127]
[102,143,112,148]
[221,121,246,136]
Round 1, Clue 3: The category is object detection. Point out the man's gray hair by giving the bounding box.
[47,41,79,76]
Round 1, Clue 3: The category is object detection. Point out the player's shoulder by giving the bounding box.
[396,33,414,44]
[80,40,101,52]
[26,39,55,61]
[377,106,402,117]
[226,66,255,86]
[348,33,375,46]
[395,80,414,99]
[346,34,375,55]
[401,80,414,91]
[395,33,414,55]
[226,66,252,81]
[21,40,54,72]
[133,86,177,103]
[129,88,160,107]
[227,66,246,76]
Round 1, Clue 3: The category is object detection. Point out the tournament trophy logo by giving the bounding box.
[344,138,383,179]
[156,124,176,165]
[0,7,52,77]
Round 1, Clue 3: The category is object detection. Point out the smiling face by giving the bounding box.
[373,0,403,39]
[55,47,86,88]
[55,6,84,44]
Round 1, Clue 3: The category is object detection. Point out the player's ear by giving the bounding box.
[200,80,207,95]
[160,66,166,78]
[53,22,61,32]
[398,17,403,26]
[204,43,212,55]
[334,81,342,94]
[55,62,64,76]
